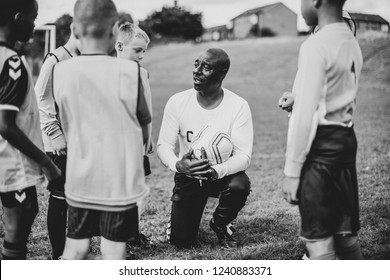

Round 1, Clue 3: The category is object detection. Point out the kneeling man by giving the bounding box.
[157,48,253,249]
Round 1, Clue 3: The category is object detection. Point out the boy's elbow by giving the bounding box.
[0,122,13,138]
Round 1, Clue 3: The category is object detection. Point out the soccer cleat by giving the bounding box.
[209,219,238,249]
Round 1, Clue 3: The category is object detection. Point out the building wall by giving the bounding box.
[233,16,253,39]
[232,4,297,38]
[356,21,389,33]
[261,4,297,36]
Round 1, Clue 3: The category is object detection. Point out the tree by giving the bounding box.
[140,4,203,41]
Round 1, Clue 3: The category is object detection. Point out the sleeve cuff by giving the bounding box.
[0,104,19,111]
[49,129,64,140]
[284,159,303,178]
[169,158,179,173]
[212,164,228,179]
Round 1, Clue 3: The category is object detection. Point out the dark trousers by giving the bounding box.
[170,171,251,248]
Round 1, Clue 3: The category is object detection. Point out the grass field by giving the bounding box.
[1,33,389,260]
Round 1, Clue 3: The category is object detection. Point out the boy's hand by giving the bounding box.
[147,140,155,154]
[51,134,67,156]
[42,160,61,182]
[282,176,300,204]
[176,148,211,180]
[278,92,295,113]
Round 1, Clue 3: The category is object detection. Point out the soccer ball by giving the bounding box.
[191,125,233,165]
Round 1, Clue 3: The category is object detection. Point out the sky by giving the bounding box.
[36,0,390,31]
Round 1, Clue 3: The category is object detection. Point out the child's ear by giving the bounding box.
[73,23,80,40]
[116,42,123,51]
[313,0,321,9]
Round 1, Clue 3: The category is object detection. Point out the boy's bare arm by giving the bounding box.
[0,110,61,181]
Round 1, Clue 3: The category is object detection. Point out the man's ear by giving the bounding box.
[14,12,24,25]
[116,42,123,51]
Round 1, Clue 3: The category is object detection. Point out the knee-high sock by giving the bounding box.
[47,196,68,259]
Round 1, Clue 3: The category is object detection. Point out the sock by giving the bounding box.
[47,196,68,259]
[336,241,363,260]
[310,251,337,260]
[2,240,27,260]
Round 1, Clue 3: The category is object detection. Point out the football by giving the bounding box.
[191,125,233,165]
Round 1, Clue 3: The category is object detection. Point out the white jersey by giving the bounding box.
[53,55,151,211]
[157,88,253,179]
[284,22,363,177]
[34,46,73,152]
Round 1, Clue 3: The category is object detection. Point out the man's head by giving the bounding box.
[193,48,230,93]
[73,0,118,51]
[301,0,347,26]
[0,0,38,42]
[115,23,150,62]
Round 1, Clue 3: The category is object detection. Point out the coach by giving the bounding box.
[157,48,253,249]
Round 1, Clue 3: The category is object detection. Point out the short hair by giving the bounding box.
[0,0,35,26]
[206,48,230,72]
[117,23,150,44]
[74,0,118,38]
[328,0,347,8]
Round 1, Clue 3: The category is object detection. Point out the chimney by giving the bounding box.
[174,0,178,7]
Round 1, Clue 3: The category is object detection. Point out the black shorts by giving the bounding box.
[0,186,38,208]
[67,205,139,242]
[46,153,66,198]
[298,126,360,241]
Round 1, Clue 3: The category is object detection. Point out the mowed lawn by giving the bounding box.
[1,34,389,260]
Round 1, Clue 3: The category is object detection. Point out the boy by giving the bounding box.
[34,24,79,260]
[282,0,363,260]
[55,0,151,260]
[0,0,60,259]
[115,23,153,247]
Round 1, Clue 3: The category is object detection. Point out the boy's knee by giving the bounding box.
[62,238,90,260]
[306,236,335,259]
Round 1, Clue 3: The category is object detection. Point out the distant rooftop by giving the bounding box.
[350,13,389,25]
[231,2,296,21]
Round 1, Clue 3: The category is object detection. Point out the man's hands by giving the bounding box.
[51,134,67,156]
[41,159,61,182]
[282,176,300,205]
[176,148,217,180]
[278,91,296,113]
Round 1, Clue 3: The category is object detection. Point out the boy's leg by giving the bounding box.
[63,205,98,260]
[99,206,138,260]
[334,234,362,259]
[100,238,126,260]
[170,173,208,249]
[1,186,38,260]
[46,152,68,260]
[306,237,336,260]
[61,238,90,260]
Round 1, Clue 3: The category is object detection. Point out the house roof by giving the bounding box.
[350,13,389,25]
[204,25,228,32]
[231,2,296,21]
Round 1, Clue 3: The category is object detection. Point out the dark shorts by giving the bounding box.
[46,153,66,198]
[298,126,360,241]
[67,205,139,242]
[0,186,38,208]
